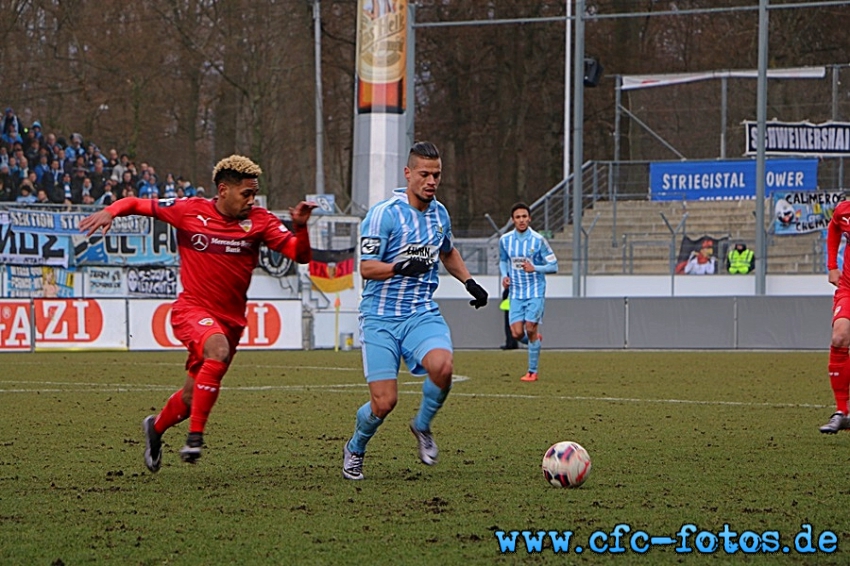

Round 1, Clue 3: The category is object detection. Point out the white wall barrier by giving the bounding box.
[0,299,302,352]
[0,274,837,351]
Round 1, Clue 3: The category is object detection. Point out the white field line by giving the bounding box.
[0,377,466,391]
[0,361,361,371]
[0,373,828,409]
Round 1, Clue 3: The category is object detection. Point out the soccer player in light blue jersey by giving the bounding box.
[342,141,489,480]
[499,203,558,382]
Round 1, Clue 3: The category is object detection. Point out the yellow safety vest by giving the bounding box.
[728,249,754,274]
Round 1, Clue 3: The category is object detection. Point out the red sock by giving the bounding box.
[828,346,850,414]
[189,360,228,434]
[154,389,190,434]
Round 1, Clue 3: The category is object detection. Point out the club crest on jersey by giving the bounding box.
[198,318,214,326]
[361,237,381,255]
[239,219,252,232]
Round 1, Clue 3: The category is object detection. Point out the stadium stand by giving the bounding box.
[548,199,823,275]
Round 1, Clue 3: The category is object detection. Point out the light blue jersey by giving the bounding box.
[359,188,454,317]
[499,227,558,300]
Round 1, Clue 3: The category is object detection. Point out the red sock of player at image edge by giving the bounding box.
[828,345,850,415]
[189,359,229,434]
[153,389,191,434]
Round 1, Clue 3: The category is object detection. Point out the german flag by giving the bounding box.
[309,247,355,293]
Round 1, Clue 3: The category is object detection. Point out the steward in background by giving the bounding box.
[726,242,755,274]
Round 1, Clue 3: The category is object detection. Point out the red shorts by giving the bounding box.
[833,289,850,325]
[171,304,244,375]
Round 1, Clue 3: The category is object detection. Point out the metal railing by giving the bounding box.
[621,234,676,275]
[491,160,603,240]
[458,158,837,277]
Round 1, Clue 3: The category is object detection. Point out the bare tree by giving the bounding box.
[0,0,847,232]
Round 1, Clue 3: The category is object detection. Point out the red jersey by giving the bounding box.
[827,200,850,290]
[107,197,310,327]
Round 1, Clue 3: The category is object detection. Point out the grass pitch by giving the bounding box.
[1,350,848,564]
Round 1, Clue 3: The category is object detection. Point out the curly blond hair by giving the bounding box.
[212,154,263,185]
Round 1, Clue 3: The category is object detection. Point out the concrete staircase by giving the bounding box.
[547,199,825,275]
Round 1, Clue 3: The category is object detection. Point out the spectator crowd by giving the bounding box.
[0,107,205,206]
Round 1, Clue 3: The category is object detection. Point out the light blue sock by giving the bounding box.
[528,338,542,373]
[414,378,450,432]
[348,401,383,454]
[519,333,529,345]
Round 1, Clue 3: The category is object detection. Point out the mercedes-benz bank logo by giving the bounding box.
[191,233,209,251]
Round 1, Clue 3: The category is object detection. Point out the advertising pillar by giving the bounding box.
[351,0,410,214]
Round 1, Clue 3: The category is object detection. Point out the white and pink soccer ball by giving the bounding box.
[542,441,592,488]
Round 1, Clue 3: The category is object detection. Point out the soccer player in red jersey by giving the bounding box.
[80,155,317,470]
[821,199,850,433]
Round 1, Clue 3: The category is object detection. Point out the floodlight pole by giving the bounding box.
[313,0,325,194]
[563,0,572,181]
[563,1,572,251]
[754,0,768,295]
[720,77,728,159]
[833,65,846,189]
[406,3,416,151]
[571,0,585,297]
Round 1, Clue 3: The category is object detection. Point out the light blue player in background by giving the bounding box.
[342,141,489,481]
[500,202,558,382]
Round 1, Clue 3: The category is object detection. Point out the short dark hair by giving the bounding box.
[408,141,440,166]
[511,202,531,216]
[212,155,262,186]
[215,169,251,186]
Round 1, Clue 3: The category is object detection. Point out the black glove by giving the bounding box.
[465,278,488,309]
[393,257,431,277]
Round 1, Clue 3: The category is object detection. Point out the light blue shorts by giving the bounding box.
[509,297,545,325]
[359,310,453,382]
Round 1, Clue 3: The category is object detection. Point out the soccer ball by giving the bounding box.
[542,441,592,488]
